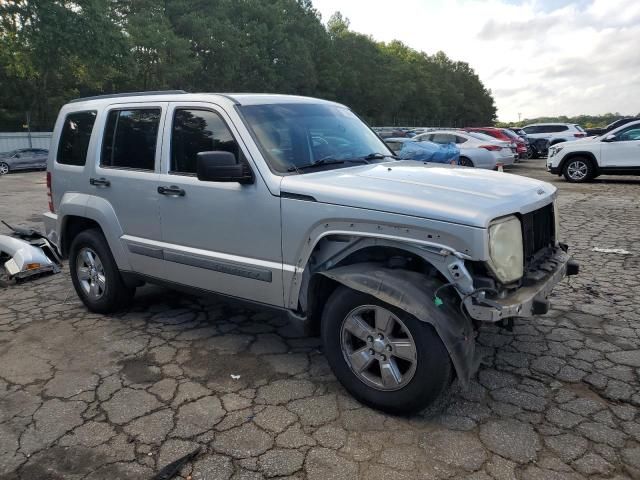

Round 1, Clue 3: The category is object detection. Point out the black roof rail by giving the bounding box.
[68,90,188,103]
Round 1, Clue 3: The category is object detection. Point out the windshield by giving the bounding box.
[238,103,393,173]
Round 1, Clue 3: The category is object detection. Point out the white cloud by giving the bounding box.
[312,0,640,122]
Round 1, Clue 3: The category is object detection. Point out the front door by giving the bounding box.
[156,102,284,307]
[90,103,166,277]
[601,125,640,168]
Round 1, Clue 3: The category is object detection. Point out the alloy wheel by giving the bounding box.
[566,160,588,181]
[340,305,417,391]
[76,247,106,300]
[0,163,9,175]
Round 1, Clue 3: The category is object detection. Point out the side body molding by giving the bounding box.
[320,263,479,387]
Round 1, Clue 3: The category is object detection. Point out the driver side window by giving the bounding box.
[616,127,640,142]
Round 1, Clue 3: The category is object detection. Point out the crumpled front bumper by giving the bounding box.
[466,249,578,322]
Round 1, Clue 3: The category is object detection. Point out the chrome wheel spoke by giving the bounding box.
[343,314,374,342]
[77,267,91,281]
[389,339,416,362]
[82,249,95,268]
[349,347,375,373]
[89,280,100,297]
[96,275,106,293]
[374,306,394,334]
[380,358,403,388]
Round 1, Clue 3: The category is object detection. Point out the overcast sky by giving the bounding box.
[312,0,640,122]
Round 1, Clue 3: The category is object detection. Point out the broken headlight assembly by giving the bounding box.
[487,215,523,284]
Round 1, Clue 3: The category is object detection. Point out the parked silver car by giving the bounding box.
[44,91,577,413]
[0,148,49,175]
[414,130,515,169]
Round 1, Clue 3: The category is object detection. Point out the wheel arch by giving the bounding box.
[293,235,478,386]
[558,151,599,174]
[58,194,131,270]
[319,263,477,387]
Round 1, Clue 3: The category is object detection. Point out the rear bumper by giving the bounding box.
[43,212,59,247]
[466,249,577,322]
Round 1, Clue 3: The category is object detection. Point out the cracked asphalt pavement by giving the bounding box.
[1,161,639,479]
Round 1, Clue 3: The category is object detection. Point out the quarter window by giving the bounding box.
[171,109,240,174]
[101,109,161,170]
[57,111,97,166]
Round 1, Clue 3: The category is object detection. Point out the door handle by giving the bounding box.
[89,177,111,187]
[157,185,185,197]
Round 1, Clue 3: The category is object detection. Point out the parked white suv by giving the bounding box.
[522,123,587,146]
[547,120,640,182]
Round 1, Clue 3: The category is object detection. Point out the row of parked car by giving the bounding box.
[375,117,640,183]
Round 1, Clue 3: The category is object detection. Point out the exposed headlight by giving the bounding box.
[488,215,523,283]
[553,199,560,241]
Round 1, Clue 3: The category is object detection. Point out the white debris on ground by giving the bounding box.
[592,247,632,254]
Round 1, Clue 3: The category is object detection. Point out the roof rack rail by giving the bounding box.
[68,90,188,103]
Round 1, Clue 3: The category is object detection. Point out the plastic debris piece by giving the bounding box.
[592,247,632,255]
[230,374,241,380]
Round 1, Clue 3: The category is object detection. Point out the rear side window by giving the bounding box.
[101,109,161,171]
[171,109,240,174]
[57,111,97,166]
[545,125,568,133]
[522,126,539,134]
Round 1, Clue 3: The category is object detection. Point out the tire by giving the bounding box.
[459,157,474,167]
[562,157,594,183]
[69,228,135,313]
[0,162,9,175]
[321,285,453,414]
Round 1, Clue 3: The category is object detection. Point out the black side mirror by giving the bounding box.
[196,151,253,184]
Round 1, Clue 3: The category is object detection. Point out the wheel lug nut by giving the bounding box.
[367,336,373,343]
[386,345,392,352]
[381,355,387,361]
[369,349,375,355]
[378,333,384,340]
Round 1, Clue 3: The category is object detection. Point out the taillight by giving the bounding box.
[574,133,585,137]
[479,145,502,151]
[46,171,54,213]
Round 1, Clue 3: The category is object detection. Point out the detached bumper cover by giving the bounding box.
[467,249,576,322]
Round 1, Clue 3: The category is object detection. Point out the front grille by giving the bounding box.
[521,203,555,268]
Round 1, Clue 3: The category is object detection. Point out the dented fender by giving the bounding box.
[320,263,479,387]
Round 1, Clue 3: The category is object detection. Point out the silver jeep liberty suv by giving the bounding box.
[44,91,578,413]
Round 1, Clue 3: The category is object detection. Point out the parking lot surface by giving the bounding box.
[1,162,639,479]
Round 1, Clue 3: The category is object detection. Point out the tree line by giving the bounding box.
[0,0,497,131]
[500,113,640,129]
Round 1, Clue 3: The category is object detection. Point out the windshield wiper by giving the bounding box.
[287,156,375,173]
[359,152,398,161]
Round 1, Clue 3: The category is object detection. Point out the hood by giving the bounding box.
[280,160,556,228]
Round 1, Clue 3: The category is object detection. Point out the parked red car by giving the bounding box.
[465,127,527,159]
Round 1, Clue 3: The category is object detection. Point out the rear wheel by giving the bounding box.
[0,162,9,175]
[563,157,594,183]
[459,157,474,167]
[321,286,452,414]
[69,229,135,313]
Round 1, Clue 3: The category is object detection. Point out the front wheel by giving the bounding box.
[69,229,135,313]
[0,162,9,175]
[563,157,594,183]
[459,157,474,167]
[321,286,452,414]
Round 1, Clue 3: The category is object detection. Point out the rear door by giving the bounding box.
[156,102,284,306]
[90,103,166,277]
